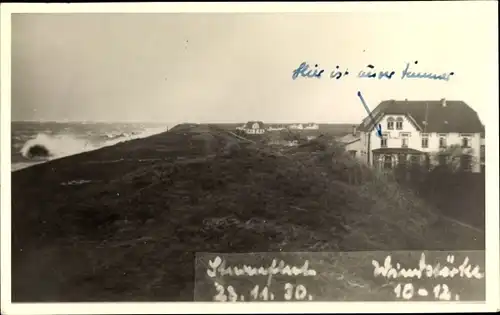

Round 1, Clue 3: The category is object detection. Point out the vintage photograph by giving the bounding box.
[1,2,498,313]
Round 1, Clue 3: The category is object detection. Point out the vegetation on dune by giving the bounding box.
[11,124,484,302]
[42,134,440,250]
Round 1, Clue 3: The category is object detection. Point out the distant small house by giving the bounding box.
[243,121,266,134]
[338,126,362,159]
[289,123,304,130]
[267,124,286,131]
[303,123,319,130]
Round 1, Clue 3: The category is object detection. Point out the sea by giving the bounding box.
[11,121,171,172]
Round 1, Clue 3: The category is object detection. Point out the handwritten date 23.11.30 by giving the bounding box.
[213,282,313,302]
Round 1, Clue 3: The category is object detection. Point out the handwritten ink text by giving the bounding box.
[401,61,454,81]
[291,60,454,82]
[372,253,484,280]
[358,64,396,80]
[330,66,349,80]
[292,62,325,80]
[207,256,317,278]
[213,282,314,302]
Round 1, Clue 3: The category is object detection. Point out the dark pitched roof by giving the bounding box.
[358,100,484,134]
[244,121,265,129]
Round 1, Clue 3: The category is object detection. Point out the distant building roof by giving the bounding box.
[244,121,265,129]
[358,100,484,133]
[338,133,360,145]
[267,124,286,128]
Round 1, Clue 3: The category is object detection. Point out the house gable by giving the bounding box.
[363,113,422,134]
[382,114,421,133]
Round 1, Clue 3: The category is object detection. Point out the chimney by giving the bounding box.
[441,98,447,107]
[352,125,357,135]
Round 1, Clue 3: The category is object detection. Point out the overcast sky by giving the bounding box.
[11,5,498,124]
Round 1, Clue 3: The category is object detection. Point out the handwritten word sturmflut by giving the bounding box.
[292,61,455,81]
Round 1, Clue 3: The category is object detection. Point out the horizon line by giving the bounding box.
[11,120,359,125]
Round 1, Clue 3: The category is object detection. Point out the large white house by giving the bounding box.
[238,121,266,134]
[356,98,484,172]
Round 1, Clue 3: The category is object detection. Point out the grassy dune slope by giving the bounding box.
[11,124,484,302]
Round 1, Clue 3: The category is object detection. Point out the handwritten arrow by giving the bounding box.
[357,91,382,138]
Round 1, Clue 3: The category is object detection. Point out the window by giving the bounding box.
[348,150,357,158]
[461,137,470,148]
[439,134,447,148]
[439,138,446,148]
[401,138,408,148]
[421,134,429,148]
[396,117,404,130]
[380,133,388,148]
[387,117,394,130]
[381,137,387,148]
[400,133,409,148]
[460,134,472,148]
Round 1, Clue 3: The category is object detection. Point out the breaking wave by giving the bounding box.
[20,127,167,162]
